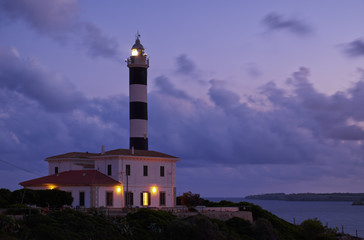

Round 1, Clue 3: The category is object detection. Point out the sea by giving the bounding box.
[207,197,364,237]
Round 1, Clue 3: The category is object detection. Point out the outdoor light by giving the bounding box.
[47,184,56,190]
[116,186,122,194]
[151,186,157,194]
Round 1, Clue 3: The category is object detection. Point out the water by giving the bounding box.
[207,197,364,237]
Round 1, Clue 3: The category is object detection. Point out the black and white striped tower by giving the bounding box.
[126,34,149,150]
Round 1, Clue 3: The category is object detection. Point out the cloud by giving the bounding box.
[2,48,364,193]
[343,38,364,57]
[0,0,78,34]
[149,68,364,171]
[0,0,121,60]
[175,54,197,75]
[0,45,86,112]
[80,22,120,60]
[262,12,313,36]
[154,75,191,100]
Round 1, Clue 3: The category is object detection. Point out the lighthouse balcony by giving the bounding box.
[127,57,149,68]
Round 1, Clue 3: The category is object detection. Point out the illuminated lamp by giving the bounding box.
[131,48,139,56]
[47,184,56,190]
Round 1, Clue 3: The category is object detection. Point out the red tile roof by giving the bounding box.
[46,149,178,160]
[19,170,120,187]
[45,152,99,160]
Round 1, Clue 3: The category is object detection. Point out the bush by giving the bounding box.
[124,209,176,240]
[12,189,73,208]
[22,209,124,240]
[5,204,40,215]
[299,218,336,240]
[180,192,203,208]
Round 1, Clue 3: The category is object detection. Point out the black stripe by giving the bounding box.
[130,137,148,150]
[130,102,148,119]
[130,68,147,85]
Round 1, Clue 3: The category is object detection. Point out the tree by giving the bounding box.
[0,189,12,207]
[180,192,203,208]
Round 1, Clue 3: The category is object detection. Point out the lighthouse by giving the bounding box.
[126,34,149,150]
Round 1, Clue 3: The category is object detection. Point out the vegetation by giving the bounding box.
[0,189,356,239]
[0,188,73,209]
[245,192,364,201]
[179,191,203,209]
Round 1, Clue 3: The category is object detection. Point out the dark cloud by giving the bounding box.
[262,12,313,36]
[175,54,196,75]
[343,38,364,57]
[208,79,241,109]
[80,22,120,60]
[0,0,78,34]
[2,47,364,193]
[0,46,86,112]
[154,75,191,100]
[0,0,121,60]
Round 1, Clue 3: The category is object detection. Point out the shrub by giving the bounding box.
[299,218,336,240]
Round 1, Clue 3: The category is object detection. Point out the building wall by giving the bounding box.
[47,160,94,175]
[60,186,92,208]
[94,156,177,208]
[44,155,177,208]
[25,185,123,208]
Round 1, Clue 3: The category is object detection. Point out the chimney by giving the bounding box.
[101,145,105,155]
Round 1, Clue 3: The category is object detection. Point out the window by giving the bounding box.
[124,191,133,206]
[143,165,148,176]
[140,192,151,206]
[55,167,58,174]
[106,192,113,206]
[126,164,130,176]
[79,192,85,207]
[160,192,166,206]
[160,166,164,177]
[107,164,112,176]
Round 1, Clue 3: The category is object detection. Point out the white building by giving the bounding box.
[21,149,178,208]
[20,35,180,209]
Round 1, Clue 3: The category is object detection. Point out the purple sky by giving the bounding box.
[1,0,364,197]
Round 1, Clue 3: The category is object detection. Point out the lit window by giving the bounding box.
[140,192,151,206]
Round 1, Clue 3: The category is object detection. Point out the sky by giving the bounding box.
[1,0,364,197]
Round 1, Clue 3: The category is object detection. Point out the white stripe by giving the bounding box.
[130,84,147,103]
[130,119,148,138]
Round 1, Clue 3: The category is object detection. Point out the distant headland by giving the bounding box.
[245,193,364,202]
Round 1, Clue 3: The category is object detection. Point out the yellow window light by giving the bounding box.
[143,192,148,206]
